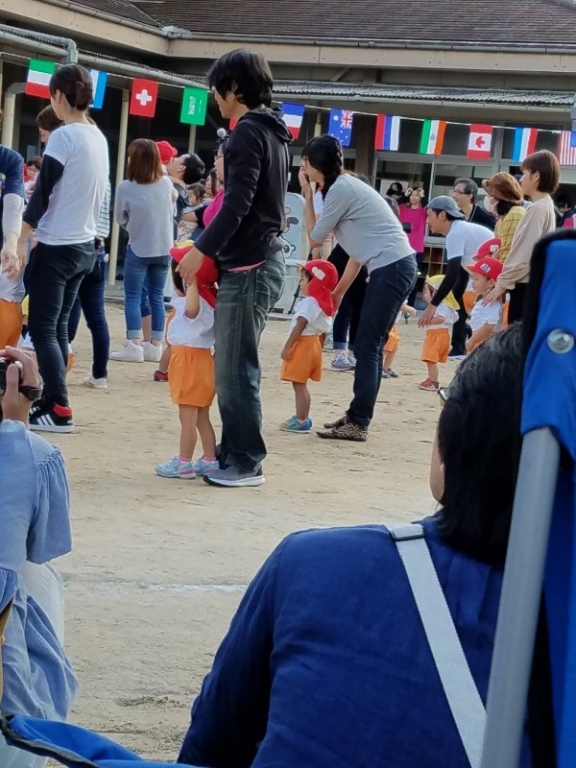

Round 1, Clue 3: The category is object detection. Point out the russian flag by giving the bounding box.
[375,114,401,151]
[512,127,538,163]
[88,69,108,110]
[281,102,305,139]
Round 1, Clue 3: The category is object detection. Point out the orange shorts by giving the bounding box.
[168,346,215,407]
[384,325,400,354]
[281,335,323,384]
[463,290,476,315]
[422,328,450,364]
[0,300,22,348]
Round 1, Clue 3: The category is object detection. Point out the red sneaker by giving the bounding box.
[418,378,439,391]
[153,370,168,382]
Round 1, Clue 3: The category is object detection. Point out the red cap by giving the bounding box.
[301,259,339,317]
[155,140,177,165]
[467,256,503,282]
[170,242,219,308]
[473,237,501,262]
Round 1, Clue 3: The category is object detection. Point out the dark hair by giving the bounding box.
[495,200,519,217]
[386,182,403,195]
[188,182,206,200]
[49,64,93,111]
[521,150,560,195]
[182,153,205,186]
[454,178,478,201]
[431,208,459,223]
[27,156,42,171]
[208,168,219,197]
[302,135,344,198]
[36,105,63,133]
[384,195,400,219]
[436,325,524,566]
[127,139,163,184]
[554,192,573,210]
[208,49,273,109]
[171,259,185,295]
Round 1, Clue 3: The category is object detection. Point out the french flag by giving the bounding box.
[281,102,305,139]
[375,114,401,151]
[512,127,538,163]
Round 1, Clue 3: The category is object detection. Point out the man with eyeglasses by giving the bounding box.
[451,178,495,230]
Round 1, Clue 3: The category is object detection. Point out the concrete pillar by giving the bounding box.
[188,124,197,153]
[354,113,376,178]
[2,83,25,149]
[108,89,130,285]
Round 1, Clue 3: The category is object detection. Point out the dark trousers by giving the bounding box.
[407,252,425,308]
[68,247,110,380]
[215,255,286,472]
[449,266,471,357]
[329,245,367,351]
[28,241,96,406]
[508,282,528,324]
[347,255,417,428]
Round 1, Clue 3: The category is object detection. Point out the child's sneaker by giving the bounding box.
[29,402,74,433]
[193,457,219,476]
[418,378,440,391]
[331,352,354,372]
[153,370,168,382]
[155,456,196,479]
[384,368,399,378]
[280,416,312,433]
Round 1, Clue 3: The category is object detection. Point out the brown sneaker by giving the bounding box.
[317,422,368,442]
[323,415,348,429]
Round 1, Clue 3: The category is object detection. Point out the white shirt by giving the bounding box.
[429,303,458,330]
[167,295,215,349]
[290,296,331,336]
[445,219,494,268]
[0,272,24,303]
[37,123,109,245]
[469,299,502,333]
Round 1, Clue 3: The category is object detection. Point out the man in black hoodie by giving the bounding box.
[178,49,291,488]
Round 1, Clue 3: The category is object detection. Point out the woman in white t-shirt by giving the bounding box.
[16,64,109,434]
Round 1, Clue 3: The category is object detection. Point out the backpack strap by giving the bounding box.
[389,523,486,768]
[0,600,13,703]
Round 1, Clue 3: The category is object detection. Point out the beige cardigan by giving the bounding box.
[496,196,556,290]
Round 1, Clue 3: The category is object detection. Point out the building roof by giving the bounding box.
[79,0,576,50]
[64,0,161,27]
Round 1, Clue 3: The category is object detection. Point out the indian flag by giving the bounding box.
[419,119,447,155]
[26,59,56,99]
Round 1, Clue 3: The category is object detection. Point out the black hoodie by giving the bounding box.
[195,107,292,270]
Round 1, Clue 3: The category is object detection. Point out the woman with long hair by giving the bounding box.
[300,135,417,442]
[111,139,175,364]
[482,172,526,263]
[16,64,109,433]
[400,187,428,307]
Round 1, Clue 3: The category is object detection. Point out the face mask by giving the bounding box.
[484,196,496,214]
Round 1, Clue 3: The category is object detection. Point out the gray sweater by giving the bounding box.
[115,175,174,258]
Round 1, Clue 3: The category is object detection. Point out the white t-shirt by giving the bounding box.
[469,299,502,333]
[290,296,331,336]
[167,295,215,349]
[445,220,494,268]
[0,273,24,303]
[37,123,109,245]
[430,303,458,330]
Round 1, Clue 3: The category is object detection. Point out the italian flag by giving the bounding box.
[419,119,447,155]
[26,59,56,99]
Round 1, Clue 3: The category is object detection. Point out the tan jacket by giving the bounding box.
[496,196,556,290]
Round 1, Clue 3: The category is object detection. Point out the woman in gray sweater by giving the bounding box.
[111,139,175,363]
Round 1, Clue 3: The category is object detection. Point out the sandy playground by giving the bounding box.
[46,303,459,762]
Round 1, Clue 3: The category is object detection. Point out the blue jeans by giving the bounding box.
[68,245,110,379]
[215,255,286,472]
[347,256,417,427]
[123,246,169,340]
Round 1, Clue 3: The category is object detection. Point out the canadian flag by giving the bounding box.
[467,124,493,160]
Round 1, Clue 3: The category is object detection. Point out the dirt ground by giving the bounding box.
[47,303,458,762]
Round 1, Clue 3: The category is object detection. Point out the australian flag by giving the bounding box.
[329,109,354,147]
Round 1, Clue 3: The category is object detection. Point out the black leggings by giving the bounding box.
[508,283,528,324]
[329,245,367,351]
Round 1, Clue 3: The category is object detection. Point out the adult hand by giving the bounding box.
[0,347,42,424]
[298,167,312,198]
[418,304,437,328]
[176,246,204,286]
[1,234,21,279]
[404,305,417,317]
[483,285,505,305]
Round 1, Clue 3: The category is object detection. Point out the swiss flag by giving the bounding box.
[467,124,493,160]
[130,78,159,118]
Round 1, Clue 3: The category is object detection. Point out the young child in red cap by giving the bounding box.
[465,256,504,355]
[155,243,220,479]
[280,259,338,433]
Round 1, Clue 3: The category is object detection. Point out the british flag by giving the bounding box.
[329,108,355,147]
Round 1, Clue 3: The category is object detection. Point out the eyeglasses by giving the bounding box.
[452,188,466,195]
[438,387,450,403]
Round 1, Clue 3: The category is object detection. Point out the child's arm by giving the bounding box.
[466,323,496,354]
[428,315,446,325]
[400,303,417,316]
[184,279,200,319]
[281,317,308,361]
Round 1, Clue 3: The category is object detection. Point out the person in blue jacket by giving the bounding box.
[177,323,530,768]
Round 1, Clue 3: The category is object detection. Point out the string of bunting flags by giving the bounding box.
[24,58,576,164]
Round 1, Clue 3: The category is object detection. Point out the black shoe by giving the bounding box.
[29,402,74,433]
[203,466,265,488]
